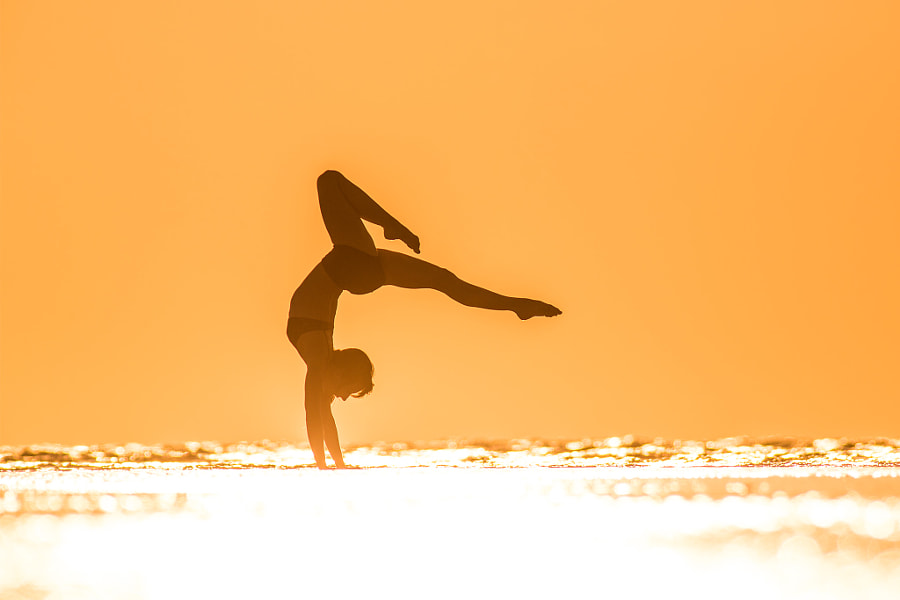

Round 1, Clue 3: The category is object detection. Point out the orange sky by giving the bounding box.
[2,1,899,446]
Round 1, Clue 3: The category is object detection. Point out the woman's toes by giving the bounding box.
[515,299,561,320]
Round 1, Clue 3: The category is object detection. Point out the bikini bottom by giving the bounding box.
[321,245,386,295]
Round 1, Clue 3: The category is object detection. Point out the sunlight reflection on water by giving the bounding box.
[2,438,900,599]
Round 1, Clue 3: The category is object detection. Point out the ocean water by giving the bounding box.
[2,437,900,599]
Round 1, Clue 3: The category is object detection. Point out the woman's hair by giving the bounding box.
[332,348,374,397]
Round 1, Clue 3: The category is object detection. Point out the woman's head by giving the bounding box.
[326,348,374,400]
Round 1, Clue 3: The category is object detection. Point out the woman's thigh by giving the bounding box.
[317,171,377,254]
[378,249,454,290]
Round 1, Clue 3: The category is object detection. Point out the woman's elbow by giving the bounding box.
[304,396,323,414]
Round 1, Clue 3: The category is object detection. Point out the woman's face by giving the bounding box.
[324,365,367,401]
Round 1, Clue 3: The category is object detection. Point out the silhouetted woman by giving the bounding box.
[287,170,561,469]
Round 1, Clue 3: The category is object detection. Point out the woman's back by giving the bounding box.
[288,262,341,325]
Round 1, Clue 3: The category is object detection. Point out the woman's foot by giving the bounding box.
[384,221,421,254]
[514,299,562,320]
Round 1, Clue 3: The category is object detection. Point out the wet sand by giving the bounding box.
[2,439,900,599]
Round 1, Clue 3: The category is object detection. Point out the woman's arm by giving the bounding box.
[321,404,346,469]
[297,331,343,469]
[304,370,329,469]
[304,366,347,469]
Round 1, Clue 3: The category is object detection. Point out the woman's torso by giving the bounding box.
[288,245,387,324]
[288,262,341,325]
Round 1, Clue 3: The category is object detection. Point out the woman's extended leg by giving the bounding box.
[317,170,419,255]
[378,249,561,319]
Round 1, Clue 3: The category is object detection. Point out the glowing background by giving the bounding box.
[2,1,899,445]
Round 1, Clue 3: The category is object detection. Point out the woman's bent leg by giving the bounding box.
[317,170,419,254]
[317,170,378,254]
[378,249,560,319]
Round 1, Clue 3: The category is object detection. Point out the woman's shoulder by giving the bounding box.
[293,329,334,368]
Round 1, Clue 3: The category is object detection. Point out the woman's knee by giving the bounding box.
[317,170,343,189]
[426,265,458,290]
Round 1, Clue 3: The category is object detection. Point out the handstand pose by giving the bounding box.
[287,170,561,469]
